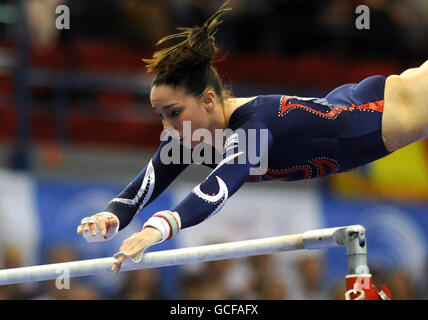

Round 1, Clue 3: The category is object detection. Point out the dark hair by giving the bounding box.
[142,1,232,101]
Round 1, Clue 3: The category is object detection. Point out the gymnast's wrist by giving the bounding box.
[142,227,162,244]
[143,210,181,243]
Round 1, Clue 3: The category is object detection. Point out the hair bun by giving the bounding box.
[143,1,232,75]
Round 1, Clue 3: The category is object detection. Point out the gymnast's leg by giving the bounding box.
[382,60,428,152]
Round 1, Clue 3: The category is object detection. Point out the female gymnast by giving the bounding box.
[76,2,428,273]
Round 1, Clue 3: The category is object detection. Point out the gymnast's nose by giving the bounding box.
[162,121,183,141]
[162,120,174,132]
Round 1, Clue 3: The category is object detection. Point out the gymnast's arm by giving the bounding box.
[76,132,191,240]
[163,120,272,231]
[111,120,273,271]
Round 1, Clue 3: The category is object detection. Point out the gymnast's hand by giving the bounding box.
[112,227,162,274]
[76,212,119,239]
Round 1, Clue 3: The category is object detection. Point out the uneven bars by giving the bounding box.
[0,225,362,286]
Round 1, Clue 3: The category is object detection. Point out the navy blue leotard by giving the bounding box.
[105,75,391,231]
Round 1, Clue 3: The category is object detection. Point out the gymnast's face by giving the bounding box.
[150,84,219,148]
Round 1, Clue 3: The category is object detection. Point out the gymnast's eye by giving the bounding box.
[169,109,182,119]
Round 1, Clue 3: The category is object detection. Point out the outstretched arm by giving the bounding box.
[77,133,191,241]
[112,120,273,272]
[171,120,272,229]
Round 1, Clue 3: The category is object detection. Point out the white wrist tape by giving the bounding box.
[143,216,170,243]
[143,210,181,242]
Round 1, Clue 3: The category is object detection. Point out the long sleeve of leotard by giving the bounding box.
[104,133,190,231]
[170,119,273,229]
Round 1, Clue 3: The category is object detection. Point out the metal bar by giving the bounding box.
[0,226,361,286]
[344,225,369,275]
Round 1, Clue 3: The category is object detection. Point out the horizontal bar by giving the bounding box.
[302,226,348,250]
[0,226,355,286]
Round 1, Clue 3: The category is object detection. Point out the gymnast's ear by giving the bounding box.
[201,89,216,112]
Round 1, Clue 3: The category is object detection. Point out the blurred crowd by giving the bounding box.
[1,0,427,62]
[0,240,428,300]
[0,0,427,301]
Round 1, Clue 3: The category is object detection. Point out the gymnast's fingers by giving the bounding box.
[118,233,140,252]
[78,216,100,238]
[118,244,139,259]
[83,222,90,233]
[112,255,126,274]
[126,246,144,260]
[89,221,98,236]
[97,216,107,237]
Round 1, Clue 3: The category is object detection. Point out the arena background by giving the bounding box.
[0,0,427,300]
